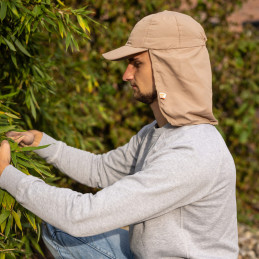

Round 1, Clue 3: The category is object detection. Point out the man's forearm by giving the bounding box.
[34,132,140,189]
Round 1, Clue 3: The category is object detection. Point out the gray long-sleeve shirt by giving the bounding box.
[0,122,238,258]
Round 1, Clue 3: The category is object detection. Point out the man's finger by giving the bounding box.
[0,140,11,174]
[6,132,28,145]
[6,135,24,144]
[1,140,8,146]
[16,135,26,144]
[6,131,23,138]
[0,140,11,152]
[9,135,25,144]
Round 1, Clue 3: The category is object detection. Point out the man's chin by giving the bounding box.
[134,96,156,105]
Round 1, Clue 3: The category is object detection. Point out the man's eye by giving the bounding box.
[134,62,141,67]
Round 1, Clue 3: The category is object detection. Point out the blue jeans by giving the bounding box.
[42,222,134,259]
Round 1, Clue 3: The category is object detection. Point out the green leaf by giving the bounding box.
[0,210,10,225]
[29,236,44,256]
[44,8,56,19]
[32,5,42,16]
[77,15,86,32]
[56,0,65,6]
[19,144,50,152]
[0,1,7,21]
[25,32,30,44]
[3,37,16,52]
[30,97,36,119]
[16,158,34,169]
[21,236,32,255]
[5,112,20,119]
[25,212,37,231]
[65,32,71,51]
[65,13,69,24]
[37,222,41,242]
[26,21,31,34]
[3,193,15,210]
[16,152,30,160]
[4,214,13,237]
[0,190,5,204]
[9,141,19,152]
[33,166,53,178]
[29,160,49,170]
[44,17,57,28]
[1,217,7,233]
[58,20,64,38]
[0,105,20,116]
[12,211,22,231]
[83,19,90,33]
[33,65,44,78]
[13,38,31,57]
[32,20,39,32]
[11,54,18,68]
[0,91,19,99]
[9,2,19,18]
[71,35,79,51]
[30,88,39,108]
[0,125,16,134]
[11,152,17,167]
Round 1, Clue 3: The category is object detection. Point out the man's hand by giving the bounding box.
[0,140,11,176]
[6,130,43,147]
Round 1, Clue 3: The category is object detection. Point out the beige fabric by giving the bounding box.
[102,10,218,126]
[102,45,147,61]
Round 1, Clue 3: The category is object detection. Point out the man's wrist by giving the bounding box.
[30,130,43,147]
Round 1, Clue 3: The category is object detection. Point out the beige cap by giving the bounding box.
[103,11,218,126]
[102,11,207,60]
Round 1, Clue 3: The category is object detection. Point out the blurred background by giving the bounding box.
[0,0,258,258]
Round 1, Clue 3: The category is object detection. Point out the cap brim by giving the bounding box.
[102,45,148,61]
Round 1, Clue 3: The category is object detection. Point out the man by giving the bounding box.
[0,11,238,258]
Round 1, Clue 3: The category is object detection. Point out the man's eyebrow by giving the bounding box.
[128,57,140,62]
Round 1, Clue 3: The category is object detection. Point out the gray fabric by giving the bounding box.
[0,122,238,258]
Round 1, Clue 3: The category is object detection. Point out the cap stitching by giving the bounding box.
[173,14,181,48]
[143,15,154,47]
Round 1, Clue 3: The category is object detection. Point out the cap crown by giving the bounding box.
[127,11,207,49]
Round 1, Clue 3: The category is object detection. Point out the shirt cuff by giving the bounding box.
[34,133,60,160]
[0,165,27,196]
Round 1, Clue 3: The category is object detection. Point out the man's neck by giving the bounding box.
[150,100,168,128]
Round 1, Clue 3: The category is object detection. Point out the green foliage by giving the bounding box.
[0,0,97,256]
[0,106,52,257]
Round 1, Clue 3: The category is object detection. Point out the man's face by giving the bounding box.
[123,51,157,104]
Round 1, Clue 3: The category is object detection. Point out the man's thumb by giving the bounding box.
[1,140,10,150]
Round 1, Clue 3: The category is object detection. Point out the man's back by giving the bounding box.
[127,122,238,258]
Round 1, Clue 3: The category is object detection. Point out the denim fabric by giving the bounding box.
[42,222,134,259]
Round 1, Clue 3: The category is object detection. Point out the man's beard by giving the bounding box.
[133,87,157,105]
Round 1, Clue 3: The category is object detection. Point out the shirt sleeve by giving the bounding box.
[0,140,223,238]
[34,129,146,188]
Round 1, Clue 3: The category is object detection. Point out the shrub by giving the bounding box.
[0,0,97,256]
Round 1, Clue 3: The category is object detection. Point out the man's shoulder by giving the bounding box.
[137,121,157,136]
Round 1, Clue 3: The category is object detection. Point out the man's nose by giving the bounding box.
[123,64,134,81]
